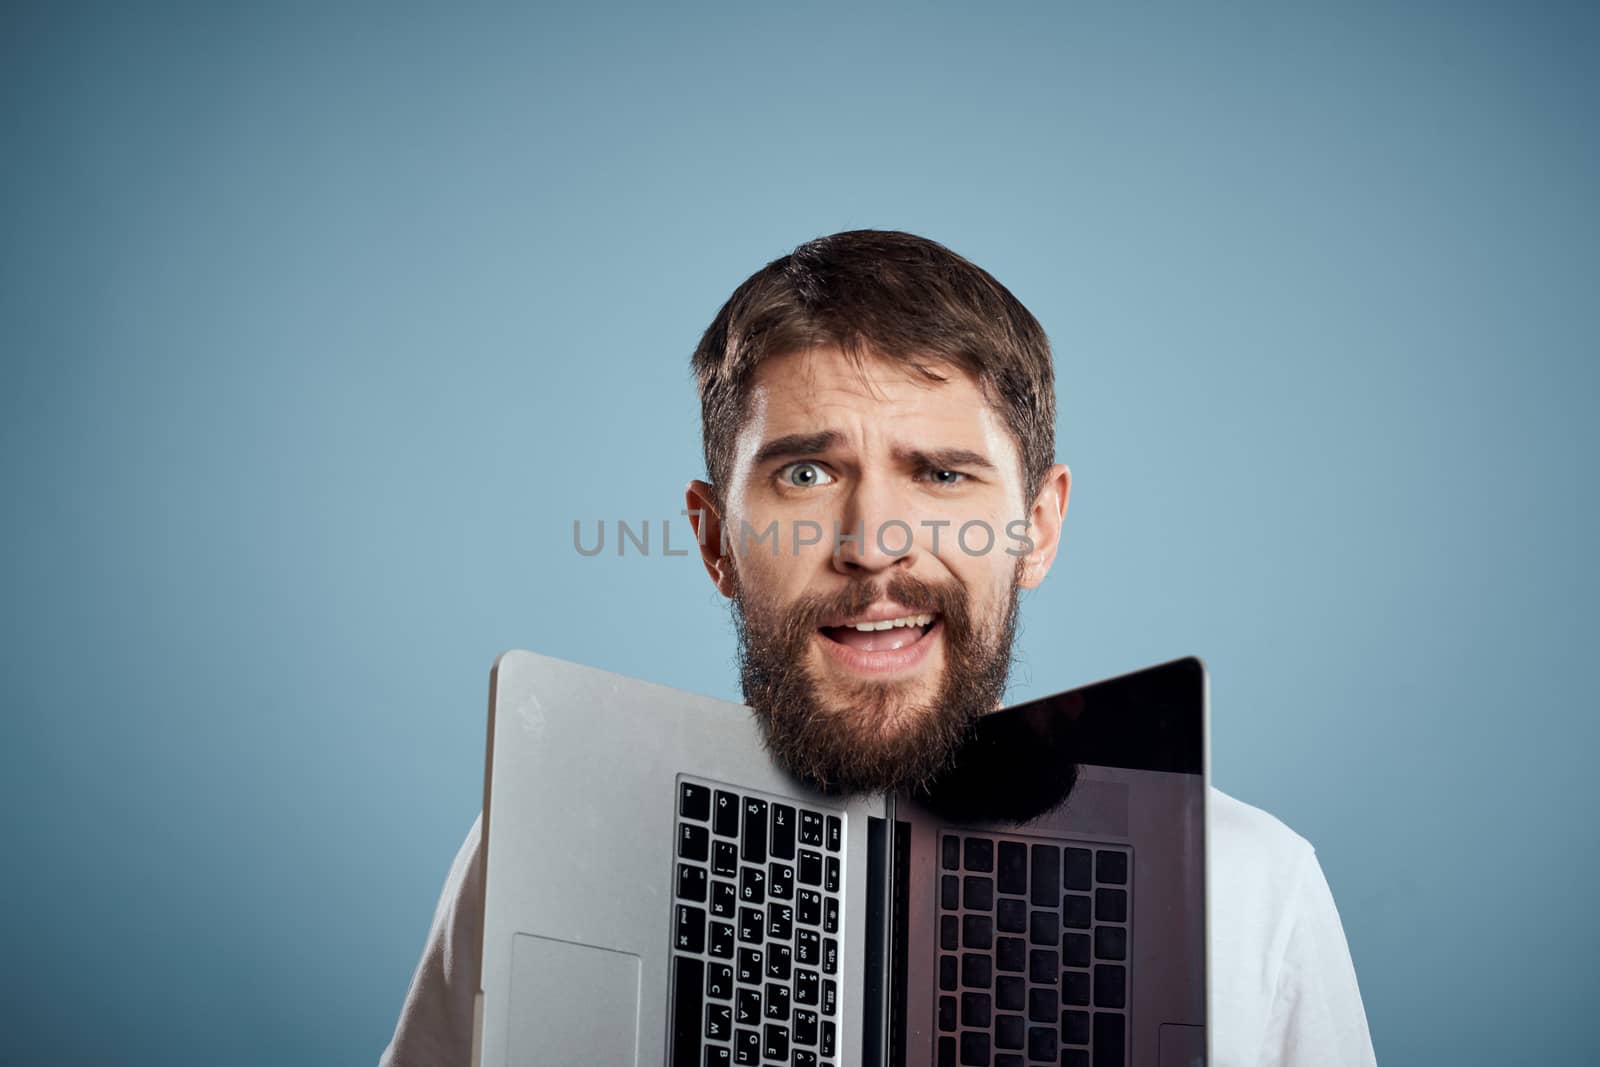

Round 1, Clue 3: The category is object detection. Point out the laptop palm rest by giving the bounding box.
[508,934,642,1065]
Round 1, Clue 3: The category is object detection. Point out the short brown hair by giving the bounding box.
[691,229,1056,503]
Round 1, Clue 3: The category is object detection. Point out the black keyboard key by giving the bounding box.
[938,994,957,1031]
[997,840,1027,895]
[994,1012,1024,1049]
[1062,970,1090,1006]
[671,956,704,1067]
[1063,847,1093,891]
[797,889,822,926]
[1095,926,1127,961]
[1063,1051,1089,1067]
[940,914,959,951]
[995,974,1025,1012]
[734,1026,759,1064]
[941,835,961,870]
[1096,888,1127,923]
[739,866,766,905]
[996,898,1027,933]
[964,837,994,872]
[763,1023,789,1060]
[1030,844,1058,906]
[822,938,838,974]
[960,991,991,1028]
[764,982,790,1020]
[938,954,958,990]
[1029,948,1059,984]
[709,921,734,958]
[963,875,994,911]
[681,782,711,821]
[714,841,739,878]
[938,1036,957,1067]
[822,978,836,1015]
[1093,1011,1125,1067]
[736,988,761,1025]
[737,948,763,983]
[825,856,840,893]
[770,862,795,899]
[1026,1024,1057,1062]
[799,850,823,886]
[995,936,1026,973]
[1093,964,1126,1009]
[1096,848,1128,885]
[766,944,792,980]
[1029,909,1059,946]
[706,963,733,1000]
[796,929,821,966]
[680,824,710,862]
[826,815,841,852]
[1063,932,1091,968]
[958,1031,989,1066]
[767,903,793,940]
[741,799,767,863]
[713,791,740,837]
[940,875,960,910]
[711,880,736,918]
[793,1051,816,1067]
[1064,894,1092,929]
[679,864,708,902]
[1027,986,1057,1023]
[705,1047,730,1066]
[676,905,706,953]
[962,914,993,950]
[996,1056,1023,1067]
[770,803,797,860]
[795,967,819,1005]
[794,1008,819,1047]
[960,952,992,988]
[739,906,764,943]
[1061,1008,1090,1045]
[820,1020,836,1058]
[706,1003,732,1041]
[799,810,824,846]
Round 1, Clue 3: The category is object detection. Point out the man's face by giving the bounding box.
[689,346,1070,794]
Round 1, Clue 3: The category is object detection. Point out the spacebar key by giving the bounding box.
[670,956,704,1067]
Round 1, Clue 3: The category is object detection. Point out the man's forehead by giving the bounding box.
[747,346,991,430]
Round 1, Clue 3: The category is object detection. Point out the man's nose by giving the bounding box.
[831,476,918,577]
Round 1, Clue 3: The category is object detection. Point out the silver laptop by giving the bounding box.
[471,651,1209,1067]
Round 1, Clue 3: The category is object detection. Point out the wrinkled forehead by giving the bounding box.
[730,346,1027,500]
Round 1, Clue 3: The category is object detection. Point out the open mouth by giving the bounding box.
[818,612,939,653]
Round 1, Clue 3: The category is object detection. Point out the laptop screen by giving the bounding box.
[892,657,1208,1067]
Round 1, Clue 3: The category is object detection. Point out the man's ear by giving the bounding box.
[685,480,736,599]
[1017,463,1071,590]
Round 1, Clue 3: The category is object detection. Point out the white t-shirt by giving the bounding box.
[379,788,1376,1066]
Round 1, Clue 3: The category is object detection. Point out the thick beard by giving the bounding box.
[730,564,1023,796]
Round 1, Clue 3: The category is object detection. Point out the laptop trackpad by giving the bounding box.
[508,934,642,1065]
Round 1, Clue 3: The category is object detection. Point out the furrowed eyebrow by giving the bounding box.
[751,431,842,468]
[898,447,1000,474]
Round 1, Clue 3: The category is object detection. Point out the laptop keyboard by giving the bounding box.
[934,832,1132,1067]
[670,777,846,1067]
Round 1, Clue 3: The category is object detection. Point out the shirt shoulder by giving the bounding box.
[1207,787,1376,1067]
[379,811,485,1067]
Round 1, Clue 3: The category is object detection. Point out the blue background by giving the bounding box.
[3,3,1595,1064]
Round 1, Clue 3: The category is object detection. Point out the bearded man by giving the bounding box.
[380,230,1376,1067]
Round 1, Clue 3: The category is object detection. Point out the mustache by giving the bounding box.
[782,572,974,636]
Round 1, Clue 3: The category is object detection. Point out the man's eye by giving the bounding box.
[925,469,967,486]
[781,462,834,488]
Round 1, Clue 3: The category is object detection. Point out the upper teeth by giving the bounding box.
[844,613,935,632]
